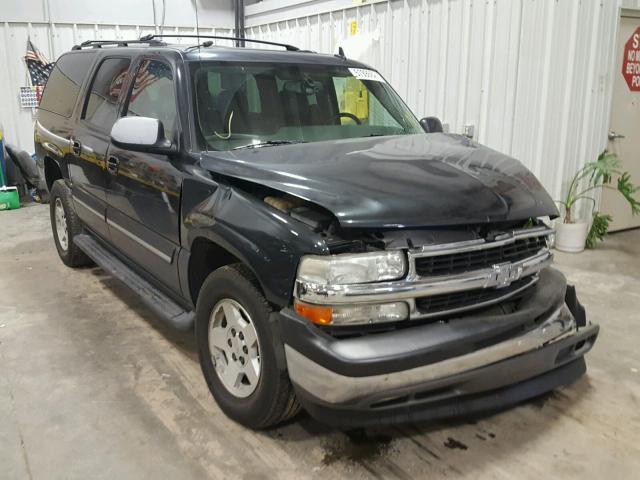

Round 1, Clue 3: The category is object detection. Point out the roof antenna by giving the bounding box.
[194,0,200,45]
[337,46,346,59]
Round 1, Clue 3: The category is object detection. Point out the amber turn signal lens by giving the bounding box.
[294,300,333,325]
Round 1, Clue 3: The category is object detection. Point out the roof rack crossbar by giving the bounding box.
[139,34,299,51]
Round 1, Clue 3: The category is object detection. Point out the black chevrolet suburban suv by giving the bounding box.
[35,35,599,429]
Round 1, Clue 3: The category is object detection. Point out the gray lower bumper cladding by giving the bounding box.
[279,268,599,427]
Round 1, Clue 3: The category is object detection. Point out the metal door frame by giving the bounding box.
[599,7,640,220]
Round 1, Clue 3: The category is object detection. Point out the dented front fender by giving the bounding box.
[181,176,329,306]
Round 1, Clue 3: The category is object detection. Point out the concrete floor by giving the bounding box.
[1,203,639,480]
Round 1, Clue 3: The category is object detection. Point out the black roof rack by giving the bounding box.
[139,34,300,51]
[71,34,301,52]
[71,39,166,50]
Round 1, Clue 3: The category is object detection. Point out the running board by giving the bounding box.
[74,234,195,331]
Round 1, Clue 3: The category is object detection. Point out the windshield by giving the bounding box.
[191,62,423,150]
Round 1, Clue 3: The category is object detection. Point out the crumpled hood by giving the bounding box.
[200,133,558,229]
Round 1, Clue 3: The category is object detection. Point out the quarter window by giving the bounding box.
[126,60,177,140]
[82,58,131,129]
[39,52,96,117]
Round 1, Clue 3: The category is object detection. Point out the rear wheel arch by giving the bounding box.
[44,156,64,191]
[49,180,92,267]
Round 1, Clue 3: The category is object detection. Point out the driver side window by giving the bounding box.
[126,59,177,140]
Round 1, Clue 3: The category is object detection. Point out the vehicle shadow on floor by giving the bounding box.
[286,378,592,476]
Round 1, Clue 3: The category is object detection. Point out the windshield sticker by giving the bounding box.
[348,68,385,82]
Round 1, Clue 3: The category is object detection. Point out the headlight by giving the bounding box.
[297,251,406,285]
[294,251,408,326]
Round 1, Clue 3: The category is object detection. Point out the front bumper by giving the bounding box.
[280,268,599,427]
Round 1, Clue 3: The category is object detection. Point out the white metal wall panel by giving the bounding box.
[2,0,236,29]
[0,22,233,154]
[246,0,637,204]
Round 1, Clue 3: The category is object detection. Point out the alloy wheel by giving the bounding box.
[54,198,69,251]
[208,298,261,398]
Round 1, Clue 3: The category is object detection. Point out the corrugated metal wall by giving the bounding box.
[246,0,640,202]
[0,22,233,154]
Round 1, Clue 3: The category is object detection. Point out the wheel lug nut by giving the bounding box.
[243,346,248,354]
[231,328,236,336]
[227,339,232,346]
[239,332,244,340]
[240,357,245,365]
[232,353,237,361]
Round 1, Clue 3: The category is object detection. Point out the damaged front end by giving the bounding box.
[251,184,561,334]
[188,162,597,427]
[294,223,554,325]
[252,190,598,426]
[267,195,557,332]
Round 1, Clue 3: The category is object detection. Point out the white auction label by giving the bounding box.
[348,68,385,82]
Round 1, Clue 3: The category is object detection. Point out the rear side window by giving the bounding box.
[125,60,177,140]
[39,52,95,117]
[82,57,131,130]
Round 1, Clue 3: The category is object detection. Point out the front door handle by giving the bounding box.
[106,155,120,175]
[608,131,625,140]
[71,139,82,156]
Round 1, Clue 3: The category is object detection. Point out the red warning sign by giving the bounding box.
[622,27,640,91]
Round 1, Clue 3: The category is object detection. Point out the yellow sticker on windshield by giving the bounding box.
[348,68,385,82]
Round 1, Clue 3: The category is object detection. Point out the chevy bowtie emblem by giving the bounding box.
[493,262,523,288]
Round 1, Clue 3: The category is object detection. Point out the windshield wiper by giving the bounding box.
[233,140,305,150]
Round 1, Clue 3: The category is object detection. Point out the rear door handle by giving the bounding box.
[71,139,82,156]
[106,155,120,175]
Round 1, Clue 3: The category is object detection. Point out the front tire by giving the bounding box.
[195,264,300,429]
[49,180,91,268]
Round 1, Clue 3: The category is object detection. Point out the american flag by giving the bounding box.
[25,38,54,86]
[107,70,129,100]
[130,60,172,102]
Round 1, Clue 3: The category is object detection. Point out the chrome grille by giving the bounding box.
[415,276,536,317]
[414,235,548,277]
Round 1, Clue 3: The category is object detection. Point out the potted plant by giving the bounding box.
[555,150,639,253]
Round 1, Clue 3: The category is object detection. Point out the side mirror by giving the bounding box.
[420,116,444,133]
[110,116,176,154]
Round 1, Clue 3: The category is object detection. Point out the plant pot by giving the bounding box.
[554,220,589,253]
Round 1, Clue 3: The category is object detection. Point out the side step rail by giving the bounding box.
[74,234,194,331]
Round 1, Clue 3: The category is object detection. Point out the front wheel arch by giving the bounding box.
[186,235,275,309]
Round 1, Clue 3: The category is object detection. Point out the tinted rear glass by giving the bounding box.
[39,52,96,117]
[82,57,131,129]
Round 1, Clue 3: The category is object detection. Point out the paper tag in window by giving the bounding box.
[349,68,385,82]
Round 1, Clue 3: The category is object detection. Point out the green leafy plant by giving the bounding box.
[557,150,640,247]
[585,211,612,248]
